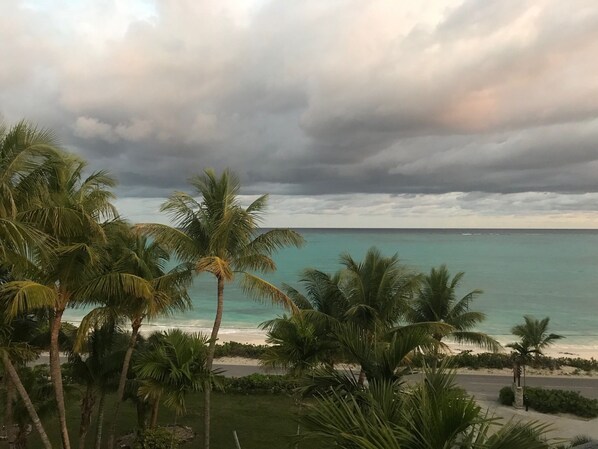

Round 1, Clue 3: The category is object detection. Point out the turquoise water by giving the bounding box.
[65,229,598,346]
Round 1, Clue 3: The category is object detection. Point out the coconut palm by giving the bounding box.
[0,155,155,449]
[511,316,563,356]
[138,168,304,449]
[261,269,347,373]
[404,265,500,354]
[75,230,193,449]
[340,247,419,334]
[0,121,58,269]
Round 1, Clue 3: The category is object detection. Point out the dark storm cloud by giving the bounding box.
[2,0,598,203]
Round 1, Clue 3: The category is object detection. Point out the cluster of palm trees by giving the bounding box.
[0,121,302,449]
[0,120,568,449]
[262,258,500,377]
[260,256,560,448]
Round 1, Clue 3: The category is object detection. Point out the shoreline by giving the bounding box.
[63,319,598,360]
[137,326,598,360]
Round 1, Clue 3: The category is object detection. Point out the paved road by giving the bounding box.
[213,364,598,401]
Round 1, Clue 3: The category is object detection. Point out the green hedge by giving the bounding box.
[213,342,269,359]
[221,374,298,395]
[498,386,598,418]
[416,351,598,372]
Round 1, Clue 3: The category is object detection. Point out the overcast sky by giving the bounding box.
[2,0,598,228]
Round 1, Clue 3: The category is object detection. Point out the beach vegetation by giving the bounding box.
[137,168,304,449]
[512,315,564,361]
[499,386,598,418]
[404,264,500,353]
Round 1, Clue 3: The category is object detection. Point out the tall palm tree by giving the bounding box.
[511,315,564,356]
[0,155,154,449]
[138,168,304,449]
[84,231,193,449]
[0,121,57,269]
[404,265,500,356]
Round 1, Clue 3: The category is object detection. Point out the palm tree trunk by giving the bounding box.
[5,372,16,449]
[94,393,106,449]
[107,318,141,449]
[50,306,71,449]
[2,353,52,449]
[78,385,95,449]
[150,394,161,428]
[204,275,224,449]
[136,401,148,432]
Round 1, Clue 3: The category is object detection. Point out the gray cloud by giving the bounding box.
[2,0,598,216]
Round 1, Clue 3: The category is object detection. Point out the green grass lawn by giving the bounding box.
[24,392,326,449]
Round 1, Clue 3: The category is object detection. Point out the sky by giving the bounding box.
[2,0,598,228]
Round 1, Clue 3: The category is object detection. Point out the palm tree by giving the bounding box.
[511,315,564,357]
[0,318,52,449]
[0,155,155,449]
[404,265,500,355]
[338,247,420,384]
[138,168,304,449]
[0,121,58,269]
[76,230,193,449]
[340,247,418,334]
[68,325,125,449]
[261,269,347,373]
[7,365,55,449]
[134,329,217,443]
[298,366,551,449]
[507,341,537,389]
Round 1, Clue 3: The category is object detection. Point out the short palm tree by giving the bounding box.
[261,269,347,373]
[340,247,418,334]
[134,330,217,427]
[511,315,564,356]
[139,168,303,449]
[404,265,500,353]
[299,367,551,449]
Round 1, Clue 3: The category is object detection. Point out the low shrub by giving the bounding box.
[498,386,598,418]
[525,387,598,418]
[213,342,269,359]
[134,428,179,449]
[222,373,298,395]
[499,386,514,406]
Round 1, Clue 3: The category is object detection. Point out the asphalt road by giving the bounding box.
[213,364,598,401]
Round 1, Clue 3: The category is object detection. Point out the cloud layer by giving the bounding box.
[2,0,598,225]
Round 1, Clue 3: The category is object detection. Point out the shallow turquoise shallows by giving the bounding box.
[65,229,598,346]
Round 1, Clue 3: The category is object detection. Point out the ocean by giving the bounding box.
[65,228,598,352]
